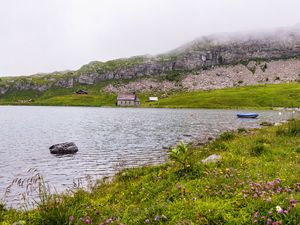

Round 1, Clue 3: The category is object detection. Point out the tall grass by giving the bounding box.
[276,119,300,136]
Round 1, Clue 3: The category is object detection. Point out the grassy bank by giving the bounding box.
[145,83,300,109]
[1,121,300,224]
[1,83,300,109]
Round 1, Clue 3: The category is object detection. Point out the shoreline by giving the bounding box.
[2,119,300,224]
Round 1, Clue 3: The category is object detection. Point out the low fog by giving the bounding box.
[0,0,300,76]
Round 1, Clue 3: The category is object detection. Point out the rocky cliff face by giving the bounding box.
[104,58,300,94]
[1,26,300,95]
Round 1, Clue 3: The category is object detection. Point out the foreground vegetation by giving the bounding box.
[1,83,300,109]
[1,120,300,224]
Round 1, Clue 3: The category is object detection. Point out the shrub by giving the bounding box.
[219,131,235,141]
[169,141,193,171]
[238,128,247,133]
[275,76,280,81]
[0,203,6,222]
[166,71,182,82]
[250,143,268,156]
[250,138,270,156]
[261,63,268,72]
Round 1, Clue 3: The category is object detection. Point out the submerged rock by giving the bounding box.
[201,154,222,164]
[49,142,78,154]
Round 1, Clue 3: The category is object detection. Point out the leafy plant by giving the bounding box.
[169,141,193,171]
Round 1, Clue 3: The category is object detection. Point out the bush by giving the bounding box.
[238,128,247,133]
[169,141,193,171]
[219,131,235,141]
[250,138,270,156]
[166,71,182,82]
[250,143,268,156]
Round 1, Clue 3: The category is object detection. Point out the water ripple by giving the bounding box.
[0,106,294,206]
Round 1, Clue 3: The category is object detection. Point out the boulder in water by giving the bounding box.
[49,142,78,154]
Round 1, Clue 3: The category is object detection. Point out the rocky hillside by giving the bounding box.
[1,25,300,95]
[104,58,300,94]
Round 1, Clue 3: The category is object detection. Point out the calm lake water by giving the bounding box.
[0,106,294,206]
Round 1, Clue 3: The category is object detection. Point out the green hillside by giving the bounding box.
[1,83,300,109]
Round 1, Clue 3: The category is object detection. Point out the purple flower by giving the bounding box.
[84,216,92,224]
[266,218,272,225]
[254,211,259,218]
[145,219,150,224]
[275,178,281,184]
[69,215,75,222]
[95,210,100,215]
[276,187,282,193]
[290,198,297,205]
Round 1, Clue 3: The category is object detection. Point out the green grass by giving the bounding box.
[1,82,300,109]
[1,121,300,224]
[145,83,300,109]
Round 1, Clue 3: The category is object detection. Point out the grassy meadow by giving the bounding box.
[145,83,300,109]
[1,83,300,109]
[1,120,300,224]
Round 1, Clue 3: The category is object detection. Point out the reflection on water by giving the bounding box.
[0,106,293,206]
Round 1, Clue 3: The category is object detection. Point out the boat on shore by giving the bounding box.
[237,113,259,118]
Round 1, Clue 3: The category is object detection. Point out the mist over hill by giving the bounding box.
[0,24,300,96]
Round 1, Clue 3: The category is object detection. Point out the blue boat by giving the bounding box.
[237,113,259,118]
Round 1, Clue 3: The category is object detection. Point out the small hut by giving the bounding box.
[116,93,140,106]
[149,97,158,102]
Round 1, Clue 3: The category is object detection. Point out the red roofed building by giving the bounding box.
[116,93,140,106]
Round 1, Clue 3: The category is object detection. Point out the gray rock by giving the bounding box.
[49,142,78,154]
[201,154,222,163]
[12,221,26,225]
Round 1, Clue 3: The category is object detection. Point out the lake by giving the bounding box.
[0,106,293,207]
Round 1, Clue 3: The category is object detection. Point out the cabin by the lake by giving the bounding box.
[116,93,140,106]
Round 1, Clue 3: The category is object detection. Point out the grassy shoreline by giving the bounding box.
[1,121,300,224]
[0,83,300,109]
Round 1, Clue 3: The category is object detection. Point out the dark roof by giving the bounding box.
[117,94,136,101]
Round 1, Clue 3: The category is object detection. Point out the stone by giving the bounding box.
[201,154,222,164]
[260,121,274,126]
[12,221,26,225]
[49,142,78,154]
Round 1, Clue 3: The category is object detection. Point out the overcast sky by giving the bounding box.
[0,0,300,76]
